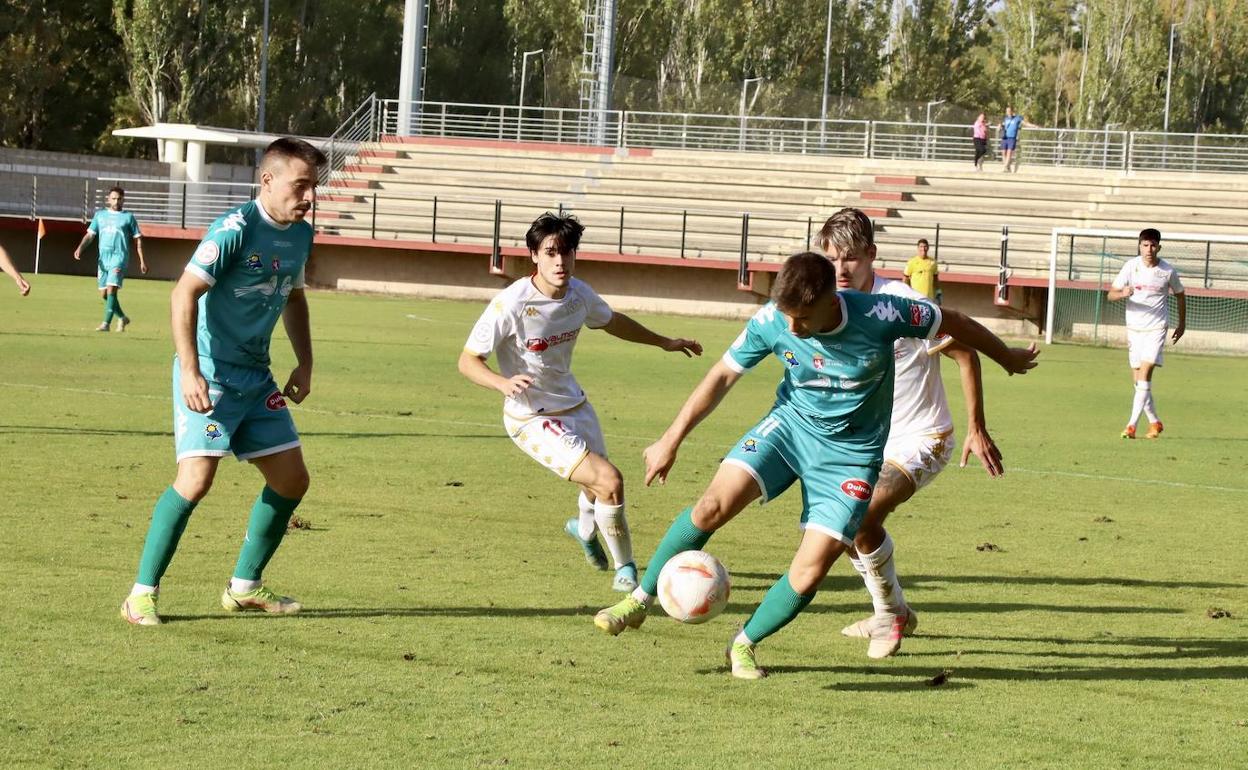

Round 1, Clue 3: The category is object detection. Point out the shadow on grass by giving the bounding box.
[730,571,1246,591]
[0,424,504,440]
[903,632,1248,662]
[163,605,596,622]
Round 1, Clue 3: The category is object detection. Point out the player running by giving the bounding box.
[120,138,324,626]
[459,212,703,593]
[818,208,1004,658]
[595,244,1037,680]
[1106,228,1185,440]
[74,186,145,331]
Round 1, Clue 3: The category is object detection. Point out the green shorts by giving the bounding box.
[722,403,883,546]
[172,356,300,462]
[97,256,126,290]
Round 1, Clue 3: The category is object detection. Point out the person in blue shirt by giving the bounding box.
[119,138,326,627]
[74,186,145,331]
[998,106,1034,173]
[594,213,1039,679]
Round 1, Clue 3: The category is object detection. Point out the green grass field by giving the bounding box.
[2,275,1246,768]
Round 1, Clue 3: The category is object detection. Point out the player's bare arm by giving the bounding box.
[73,230,95,260]
[281,288,313,404]
[937,309,1039,376]
[0,245,30,296]
[1106,284,1133,301]
[135,236,148,274]
[171,271,212,413]
[600,312,703,357]
[644,359,743,486]
[941,341,1003,476]
[456,349,533,397]
[1172,293,1186,343]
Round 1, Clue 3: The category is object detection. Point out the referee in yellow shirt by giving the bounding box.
[903,238,940,302]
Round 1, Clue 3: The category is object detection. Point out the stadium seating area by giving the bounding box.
[313,137,1248,282]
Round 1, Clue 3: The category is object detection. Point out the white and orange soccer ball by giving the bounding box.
[656,550,731,624]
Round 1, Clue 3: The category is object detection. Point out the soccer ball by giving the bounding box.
[656,550,731,624]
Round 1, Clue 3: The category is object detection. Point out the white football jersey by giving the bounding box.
[464,276,614,418]
[1112,257,1184,332]
[873,275,954,438]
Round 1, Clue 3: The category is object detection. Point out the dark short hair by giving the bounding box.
[525,212,584,254]
[1139,228,1162,244]
[773,252,836,311]
[261,137,328,172]
[108,186,125,196]
[917,238,929,247]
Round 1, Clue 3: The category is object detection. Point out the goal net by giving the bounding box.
[1045,228,1248,354]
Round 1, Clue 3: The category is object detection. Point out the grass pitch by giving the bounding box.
[1,275,1246,768]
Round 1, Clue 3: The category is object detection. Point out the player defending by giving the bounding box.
[1106,228,1185,439]
[0,244,31,295]
[459,212,703,592]
[119,138,324,626]
[74,186,146,331]
[595,247,1037,680]
[820,208,1004,658]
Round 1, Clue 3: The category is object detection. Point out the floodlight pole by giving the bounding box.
[518,49,544,140]
[924,99,945,161]
[1163,22,1182,133]
[740,77,762,151]
[256,0,270,166]
[819,0,833,146]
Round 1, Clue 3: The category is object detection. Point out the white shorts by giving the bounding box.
[883,431,955,491]
[504,401,606,480]
[1128,328,1166,368]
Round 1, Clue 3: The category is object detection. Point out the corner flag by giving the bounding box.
[34,218,46,273]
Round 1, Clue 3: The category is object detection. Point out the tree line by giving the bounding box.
[2,0,1244,158]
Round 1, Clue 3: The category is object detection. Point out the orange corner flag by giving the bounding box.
[36,218,46,240]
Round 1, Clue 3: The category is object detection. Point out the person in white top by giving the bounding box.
[1107,228,1186,439]
[459,212,703,592]
[817,208,1013,658]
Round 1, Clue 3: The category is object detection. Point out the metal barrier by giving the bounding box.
[321,93,380,187]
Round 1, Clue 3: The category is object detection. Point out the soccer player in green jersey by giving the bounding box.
[0,244,31,296]
[120,138,325,626]
[74,186,146,331]
[595,241,1038,678]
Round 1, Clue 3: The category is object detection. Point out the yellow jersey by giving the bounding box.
[903,256,939,299]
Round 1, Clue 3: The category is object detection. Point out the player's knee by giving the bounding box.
[853,519,887,551]
[691,494,733,530]
[173,465,216,501]
[787,562,826,595]
[277,467,311,499]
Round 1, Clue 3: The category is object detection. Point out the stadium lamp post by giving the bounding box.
[739,77,763,151]
[1163,22,1183,133]
[923,99,945,161]
[818,0,833,148]
[518,49,545,141]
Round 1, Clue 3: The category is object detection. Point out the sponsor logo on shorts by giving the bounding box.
[245,254,264,272]
[110,267,122,275]
[192,241,220,267]
[742,438,758,453]
[840,478,872,500]
[525,329,579,352]
[910,302,933,327]
[782,350,799,367]
[205,422,223,440]
[265,391,288,411]
[560,434,579,450]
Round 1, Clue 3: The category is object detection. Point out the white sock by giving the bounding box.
[230,578,260,593]
[734,629,754,646]
[576,491,597,541]
[856,532,906,616]
[131,583,158,597]
[1128,381,1149,428]
[594,500,633,569]
[1142,385,1159,423]
[631,587,654,605]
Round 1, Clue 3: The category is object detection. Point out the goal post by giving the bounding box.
[1045,227,1248,353]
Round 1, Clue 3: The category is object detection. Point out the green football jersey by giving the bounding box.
[88,209,141,262]
[184,200,313,369]
[722,291,941,441]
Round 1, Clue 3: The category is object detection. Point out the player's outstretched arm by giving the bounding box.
[171,272,212,413]
[600,312,703,357]
[0,245,30,296]
[281,289,313,404]
[937,308,1039,376]
[644,359,742,486]
[457,350,532,398]
[1172,293,1186,343]
[942,342,1003,476]
[73,230,94,260]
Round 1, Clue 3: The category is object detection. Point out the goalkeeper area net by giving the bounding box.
[1045,228,1248,354]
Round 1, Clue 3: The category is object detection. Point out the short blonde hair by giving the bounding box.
[817,208,874,256]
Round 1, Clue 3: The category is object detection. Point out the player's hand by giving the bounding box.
[1171,324,1185,344]
[283,364,312,404]
[139,261,149,275]
[663,337,703,357]
[999,343,1039,375]
[72,247,81,261]
[15,277,30,296]
[1119,285,1133,298]
[961,424,1003,477]
[181,368,213,413]
[498,374,533,398]
[643,438,679,486]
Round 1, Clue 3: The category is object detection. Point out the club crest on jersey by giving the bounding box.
[840,478,872,501]
[265,391,287,411]
[192,241,220,267]
[782,350,799,367]
[910,302,933,327]
[865,300,903,322]
[812,355,825,370]
[742,438,759,453]
[245,253,264,272]
[204,423,223,440]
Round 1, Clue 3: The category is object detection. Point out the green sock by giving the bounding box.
[112,294,126,320]
[232,486,302,581]
[135,486,198,586]
[639,507,712,596]
[102,293,117,324]
[741,572,815,644]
